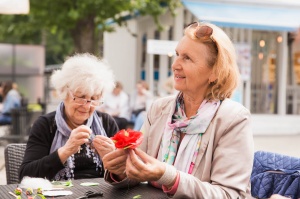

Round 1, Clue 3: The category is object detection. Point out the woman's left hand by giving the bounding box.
[93,135,115,158]
[126,148,165,182]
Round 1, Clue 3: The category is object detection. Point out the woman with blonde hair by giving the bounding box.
[103,22,254,198]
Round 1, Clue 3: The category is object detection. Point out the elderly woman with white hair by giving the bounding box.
[19,53,118,181]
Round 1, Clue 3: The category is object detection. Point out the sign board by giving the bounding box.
[234,43,251,81]
[147,39,178,56]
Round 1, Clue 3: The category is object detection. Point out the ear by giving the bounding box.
[209,73,217,83]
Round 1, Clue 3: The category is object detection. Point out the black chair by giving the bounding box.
[4,143,26,184]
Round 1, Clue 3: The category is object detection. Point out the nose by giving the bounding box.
[83,100,92,108]
[172,57,180,71]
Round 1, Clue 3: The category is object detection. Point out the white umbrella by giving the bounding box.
[0,0,29,14]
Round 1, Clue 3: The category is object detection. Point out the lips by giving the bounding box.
[175,74,185,79]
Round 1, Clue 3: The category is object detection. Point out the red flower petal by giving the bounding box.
[111,129,144,149]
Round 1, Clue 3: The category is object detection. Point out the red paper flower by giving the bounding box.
[111,129,143,149]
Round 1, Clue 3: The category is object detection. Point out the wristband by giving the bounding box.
[156,164,177,186]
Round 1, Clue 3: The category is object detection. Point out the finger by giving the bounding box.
[72,126,92,138]
[126,150,145,174]
[77,125,92,134]
[94,136,115,146]
[133,148,152,163]
[128,149,146,169]
[102,150,127,166]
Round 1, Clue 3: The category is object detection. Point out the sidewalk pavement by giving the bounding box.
[1,134,299,185]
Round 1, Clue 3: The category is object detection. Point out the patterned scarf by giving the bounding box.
[160,94,220,174]
[50,102,107,180]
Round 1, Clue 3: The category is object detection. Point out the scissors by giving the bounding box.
[75,190,103,199]
[89,133,96,144]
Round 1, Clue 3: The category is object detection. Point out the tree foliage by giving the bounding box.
[0,0,180,65]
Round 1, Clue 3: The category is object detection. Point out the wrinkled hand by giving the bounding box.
[58,125,91,163]
[102,149,127,177]
[93,135,115,158]
[126,148,165,182]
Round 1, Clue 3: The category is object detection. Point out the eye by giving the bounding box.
[183,55,191,61]
[91,94,101,101]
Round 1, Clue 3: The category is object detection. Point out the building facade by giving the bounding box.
[103,0,300,135]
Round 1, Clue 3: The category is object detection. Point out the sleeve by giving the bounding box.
[173,107,254,198]
[100,112,119,137]
[19,116,65,181]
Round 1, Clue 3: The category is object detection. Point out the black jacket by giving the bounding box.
[19,111,118,181]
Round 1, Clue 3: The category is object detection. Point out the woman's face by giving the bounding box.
[172,35,216,97]
[64,90,101,127]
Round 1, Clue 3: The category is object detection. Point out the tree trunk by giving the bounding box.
[71,15,96,54]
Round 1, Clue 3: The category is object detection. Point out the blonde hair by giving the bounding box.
[184,22,239,100]
[51,53,115,100]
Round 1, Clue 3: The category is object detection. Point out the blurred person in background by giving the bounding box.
[98,81,130,130]
[162,74,178,96]
[130,80,153,130]
[19,53,118,181]
[0,82,3,110]
[102,22,254,198]
[0,81,21,125]
[0,81,3,103]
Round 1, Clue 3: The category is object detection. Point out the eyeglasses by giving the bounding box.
[68,91,103,107]
[185,22,216,43]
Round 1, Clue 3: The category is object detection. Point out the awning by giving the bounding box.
[182,0,300,32]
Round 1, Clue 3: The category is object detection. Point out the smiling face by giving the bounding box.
[172,35,216,98]
[64,90,101,128]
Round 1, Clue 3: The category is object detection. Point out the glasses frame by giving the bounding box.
[68,90,103,107]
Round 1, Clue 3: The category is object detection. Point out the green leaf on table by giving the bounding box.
[133,195,142,199]
[51,180,73,187]
[35,194,47,199]
[80,182,100,186]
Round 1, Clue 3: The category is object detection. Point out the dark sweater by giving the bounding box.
[19,111,119,181]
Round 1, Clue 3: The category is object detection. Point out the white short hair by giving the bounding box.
[50,53,115,99]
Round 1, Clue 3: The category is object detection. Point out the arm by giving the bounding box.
[92,113,119,159]
[19,115,65,180]
[174,106,254,198]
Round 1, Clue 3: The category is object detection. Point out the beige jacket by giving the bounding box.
[106,96,254,199]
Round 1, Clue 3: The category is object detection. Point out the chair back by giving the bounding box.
[4,143,26,184]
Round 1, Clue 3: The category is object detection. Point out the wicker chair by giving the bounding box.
[4,143,26,184]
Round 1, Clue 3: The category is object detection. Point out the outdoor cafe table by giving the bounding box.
[0,178,169,199]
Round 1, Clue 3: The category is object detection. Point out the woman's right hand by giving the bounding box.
[58,125,91,163]
[102,149,128,180]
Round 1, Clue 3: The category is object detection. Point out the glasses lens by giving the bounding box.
[91,100,101,106]
[74,98,86,105]
[197,26,213,38]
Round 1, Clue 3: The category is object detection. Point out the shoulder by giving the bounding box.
[35,111,56,131]
[29,111,57,140]
[39,111,56,122]
[147,96,176,122]
[151,96,175,110]
[218,98,250,116]
[213,98,251,135]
